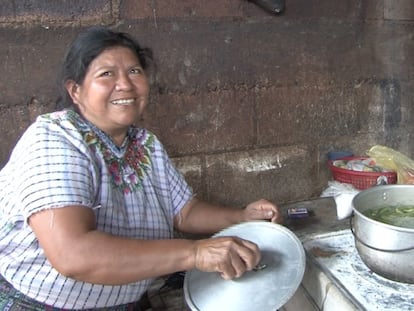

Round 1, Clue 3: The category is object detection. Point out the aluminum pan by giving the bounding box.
[184,222,305,311]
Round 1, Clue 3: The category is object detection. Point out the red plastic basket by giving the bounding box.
[328,156,397,190]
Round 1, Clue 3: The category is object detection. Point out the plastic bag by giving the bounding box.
[320,180,359,197]
[367,145,414,184]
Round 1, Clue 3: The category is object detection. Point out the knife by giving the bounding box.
[249,0,286,14]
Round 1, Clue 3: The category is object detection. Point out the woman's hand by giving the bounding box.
[242,199,283,224]
[193,236,260,280]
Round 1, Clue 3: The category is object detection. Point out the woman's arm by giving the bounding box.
[29,206,196,285]
[174,197,282,235]
[29,206,260,284]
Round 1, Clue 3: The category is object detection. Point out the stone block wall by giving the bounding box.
[0,0,413,207]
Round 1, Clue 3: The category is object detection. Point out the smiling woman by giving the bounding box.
[60,30,152,146]
[0,26,283,310]
[66,46,150,145]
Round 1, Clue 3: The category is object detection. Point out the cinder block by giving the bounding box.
[385,0,414,20]
[0,2,15,23]
[26,97,56,123]
[0,27,76,106]
[121,0,244,20]
[256,85,361,146]
[123,19,413,96]
[0,0,113,24]
[120,0,154,20]
[172,155,205,199]
[205,145,314,207]
[148,89,256,156]
[0,105,31,168]
[283,0,384,20]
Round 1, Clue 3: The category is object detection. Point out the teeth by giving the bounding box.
[112,98,135,105]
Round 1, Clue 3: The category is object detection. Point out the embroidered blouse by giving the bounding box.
[0,109,193,309]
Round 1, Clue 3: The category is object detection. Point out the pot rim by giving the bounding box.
[352,209,414,233]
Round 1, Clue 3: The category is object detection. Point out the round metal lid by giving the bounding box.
[184,222,306,311]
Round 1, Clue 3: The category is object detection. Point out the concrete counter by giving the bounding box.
[281,197,359,311]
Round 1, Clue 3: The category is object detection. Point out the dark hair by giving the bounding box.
[56,26,154,109]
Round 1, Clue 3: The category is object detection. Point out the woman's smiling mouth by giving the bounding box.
[111,98,136,106]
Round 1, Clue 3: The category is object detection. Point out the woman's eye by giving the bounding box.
[130,67,143,74]
[100,71,112,77]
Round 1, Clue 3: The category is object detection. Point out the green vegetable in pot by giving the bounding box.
[363,205,414,229]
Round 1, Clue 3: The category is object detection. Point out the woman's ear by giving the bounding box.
[65,80,80,105]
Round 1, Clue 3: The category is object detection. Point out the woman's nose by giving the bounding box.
[115,73,133,91]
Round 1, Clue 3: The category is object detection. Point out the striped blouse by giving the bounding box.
[0,109,192,309]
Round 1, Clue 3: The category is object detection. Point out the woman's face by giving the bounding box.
[67,46,149,143]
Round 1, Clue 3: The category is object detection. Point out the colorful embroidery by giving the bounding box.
[46,110,154,193]
[102,133,154,193]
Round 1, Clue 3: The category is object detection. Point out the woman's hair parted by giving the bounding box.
[56,26,154,109]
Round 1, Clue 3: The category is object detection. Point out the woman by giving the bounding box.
[0,27,282,310]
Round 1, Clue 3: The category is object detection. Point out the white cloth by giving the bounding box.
[321,181,359,220]
[0,110,193,309]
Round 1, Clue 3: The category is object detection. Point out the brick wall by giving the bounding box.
[0,0,413,206]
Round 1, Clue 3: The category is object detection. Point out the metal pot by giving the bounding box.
[351,185,414,283]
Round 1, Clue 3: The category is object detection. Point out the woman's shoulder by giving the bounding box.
[36,109,86,130]
[18,110,90,152]
[33,109,99,141]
